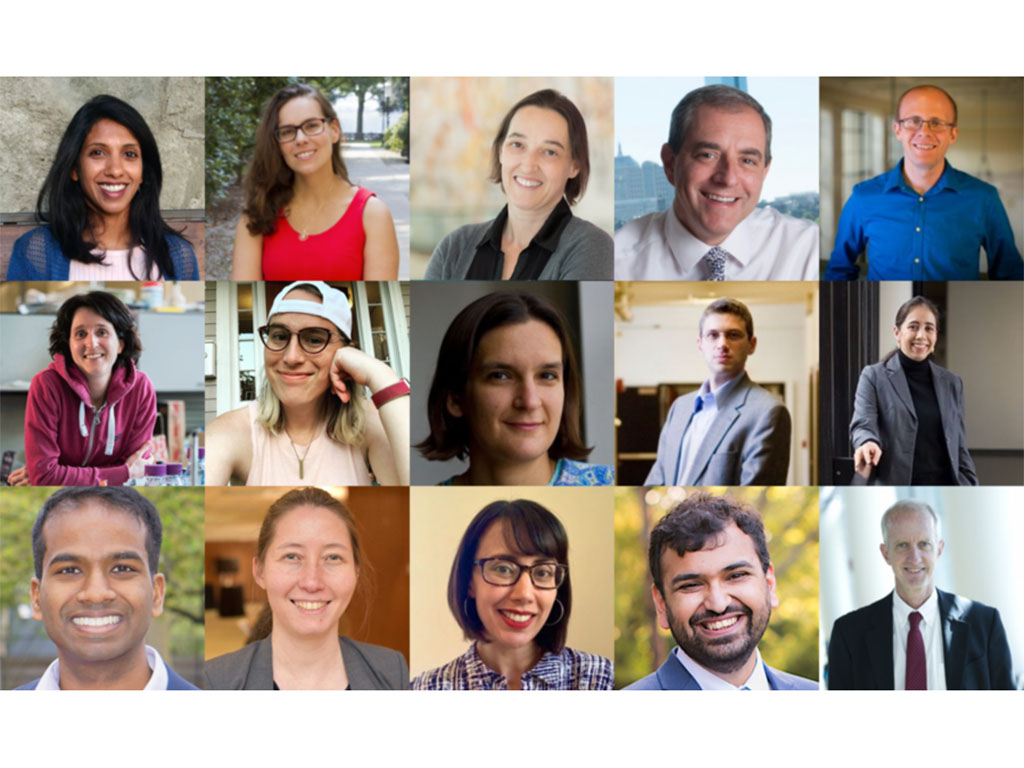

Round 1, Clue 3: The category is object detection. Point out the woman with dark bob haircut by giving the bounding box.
[851,295,978,485]
[231,82,399,281]
[6,95,198,280]
[203,487,408,689]
[416,291,612,486]
[7,291,156,487]
[424,88,612,280]
[411,499,612,690]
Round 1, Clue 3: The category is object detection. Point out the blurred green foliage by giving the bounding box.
[205,76,409,205]
[614,486,819,688]
[0,487,205,673]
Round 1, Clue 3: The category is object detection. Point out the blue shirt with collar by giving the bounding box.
[825,160,1023,280]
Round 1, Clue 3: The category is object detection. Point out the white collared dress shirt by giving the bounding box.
[674,645,771,690]
[615,206,819,280]
[33,644,170,690]
[892,590,946,690]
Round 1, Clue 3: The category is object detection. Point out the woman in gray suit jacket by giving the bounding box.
[851,296,978,486]
[203,487,408,689]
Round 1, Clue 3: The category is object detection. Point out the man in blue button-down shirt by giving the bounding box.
[825,85,1023,280]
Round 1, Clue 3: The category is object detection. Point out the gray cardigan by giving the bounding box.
[423,215,613,280]
[201,636,409,690]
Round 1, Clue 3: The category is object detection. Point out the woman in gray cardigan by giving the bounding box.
[423,89,612,281]
[203,488,408,689]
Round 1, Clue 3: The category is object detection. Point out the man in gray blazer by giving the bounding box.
[645,297,790,485]
[625,491,817,689]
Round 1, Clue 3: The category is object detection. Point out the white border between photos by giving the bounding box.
[2,1,1022,765]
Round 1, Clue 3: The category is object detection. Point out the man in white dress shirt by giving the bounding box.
[15,487,197,690]
[827,500,1014,689]
[615,84,818,280]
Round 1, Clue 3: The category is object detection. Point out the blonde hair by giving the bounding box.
[255,370,367,447]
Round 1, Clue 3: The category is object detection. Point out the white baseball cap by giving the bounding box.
[267,281,352,338]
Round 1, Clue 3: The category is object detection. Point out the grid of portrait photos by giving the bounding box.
[0,75,1022,698]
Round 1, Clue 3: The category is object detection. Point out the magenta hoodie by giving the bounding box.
[24,353,157,486]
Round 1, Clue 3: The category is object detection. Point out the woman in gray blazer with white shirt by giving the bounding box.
[202,488,408,690]
[850,296,978,486]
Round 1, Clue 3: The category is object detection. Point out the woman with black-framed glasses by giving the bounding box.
[411,499,613,690]
[230,82,399,281]
[205,280,409,486]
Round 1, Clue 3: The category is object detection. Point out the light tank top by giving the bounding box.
[245,402,373,486]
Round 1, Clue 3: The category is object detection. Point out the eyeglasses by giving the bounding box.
[473,558,567,589]
[274,117,330,143]
[896,116,956,133]
[258,324,343,354]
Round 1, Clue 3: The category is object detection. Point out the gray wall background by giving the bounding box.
[409,281,614,485]
[0,77,205,214]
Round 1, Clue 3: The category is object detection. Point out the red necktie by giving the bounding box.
[906,611,926,690]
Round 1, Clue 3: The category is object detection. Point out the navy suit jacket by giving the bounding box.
[827,589,1015,690]
[624,647,818,690]
[15,664,197,690]
[645,372,791,486]
[850,355,978,485]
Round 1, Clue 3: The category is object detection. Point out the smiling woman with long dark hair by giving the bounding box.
[230,82,399,281]
[6,95,197,280]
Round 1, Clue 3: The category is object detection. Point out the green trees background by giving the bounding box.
[0,488,205,685]
[614,486,819,688]
[205,76,410,206]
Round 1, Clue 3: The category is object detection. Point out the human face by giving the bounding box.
[264,289,344,408]
[277,96,340,176]
[697,311,756,387]
[499,106,579,216]
[69,307,124,380]
[71,119,143,222]
[652,523,777,681]
[881,507,944,609]
[253,505,358,639]
[30,503,164,669]
[661,105,769,246]
[893,306,938,362]
[448,319,565,468]
[894,88,958,172]
[468,521,559,651]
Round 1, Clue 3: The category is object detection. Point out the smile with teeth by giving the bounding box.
[295,150,315,159]
[703,192,739,203]
[84,353,104,359]
[98,183,128,192]
[701,615,741,632]
[72,615,121,627]
[514,176,542,188]
[293,600,329,611]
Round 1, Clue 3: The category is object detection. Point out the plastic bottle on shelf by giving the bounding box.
[197,447,205,486]
[143,463,167,487]
[165,463,184,486]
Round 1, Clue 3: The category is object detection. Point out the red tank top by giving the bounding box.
[261,186,374,280]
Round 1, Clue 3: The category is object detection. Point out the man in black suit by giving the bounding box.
[828,500,1014,689]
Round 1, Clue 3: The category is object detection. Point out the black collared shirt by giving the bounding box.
[464,199,574,280]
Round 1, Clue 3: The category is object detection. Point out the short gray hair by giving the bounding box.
[667,84,773,164]
[880,500,942,546]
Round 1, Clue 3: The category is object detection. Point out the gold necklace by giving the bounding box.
[283,425,314,480]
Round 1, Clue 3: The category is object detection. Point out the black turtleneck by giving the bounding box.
[898,350,955,484]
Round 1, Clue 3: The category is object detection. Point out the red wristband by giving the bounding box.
[371,377,410,409]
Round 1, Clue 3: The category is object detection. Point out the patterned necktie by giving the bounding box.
[906,611,927,690]
[702,246,729,280]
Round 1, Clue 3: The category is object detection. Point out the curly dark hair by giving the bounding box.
[49,291,142,371]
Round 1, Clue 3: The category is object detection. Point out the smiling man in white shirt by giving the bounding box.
[827,500,1015,689]
[615,84,818,281]
[15,487,197,690]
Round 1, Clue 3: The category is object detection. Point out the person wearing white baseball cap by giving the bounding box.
[206,281,409,485]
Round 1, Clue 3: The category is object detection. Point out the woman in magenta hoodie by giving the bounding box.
[11,291,156,486]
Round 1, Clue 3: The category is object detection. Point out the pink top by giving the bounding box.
[261,186,374,280]
[68,246,155,280]
[245,402,373,486]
